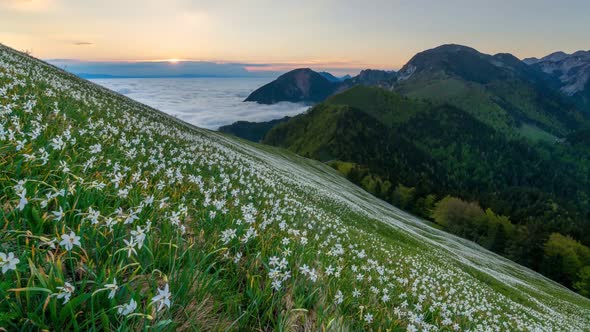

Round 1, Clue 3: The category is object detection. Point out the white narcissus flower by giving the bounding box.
[123,238,137,257]
[0,252,19,273]
[352,288,361,298]
[131,226,146,249]
[59,231,81,251]
[17,188,27,211]
[55,282,75,304]
[104,278,118,299]
[117,298,137,316]
[89,143,102,154]
[150,283,172,312]
[52,206,64,221]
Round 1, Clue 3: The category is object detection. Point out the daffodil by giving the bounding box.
[17,188,27,211]
[104,278,118,299]
[0,252,19,273]
[59,231,81,251]
[55,282,75,304]
[52,206,64,221]
[117,298,137,316]
[150,283,171,312]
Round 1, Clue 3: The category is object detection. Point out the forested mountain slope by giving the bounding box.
[265,85,590,295]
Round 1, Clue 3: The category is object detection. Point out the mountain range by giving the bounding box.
[224,44,590,295]
[244,44,589,139]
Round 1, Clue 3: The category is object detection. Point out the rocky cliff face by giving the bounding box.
[525,50,590,96]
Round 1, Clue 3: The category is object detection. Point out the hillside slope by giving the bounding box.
[1,44,589,330]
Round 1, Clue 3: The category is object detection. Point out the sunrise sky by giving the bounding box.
[2,0,589,75]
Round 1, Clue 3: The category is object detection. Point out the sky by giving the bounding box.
[1,0,589,76]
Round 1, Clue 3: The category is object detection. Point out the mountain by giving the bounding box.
[244,68,339,104]
[524,50,590,113]
[218,116,291,142]
[340,74,352,80]
[3,43,590,330]
[393,44,584,138]
[245,68,396,105]
[523,51,570,65]
[263,85,590,293]
[342,69,397,88]
[245,45,586,139]
[318,71,342,82]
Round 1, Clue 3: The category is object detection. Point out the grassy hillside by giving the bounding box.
[1,44,590,331]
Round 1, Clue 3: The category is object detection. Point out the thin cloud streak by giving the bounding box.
[47,59,366,78]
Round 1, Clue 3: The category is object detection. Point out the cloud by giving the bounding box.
[47,59,279,78]
[243,62,371,76]
[72,41,93,46]
[91,77,309,129]
[46,58,369,78]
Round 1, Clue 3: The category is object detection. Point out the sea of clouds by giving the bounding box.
[90,77,309,129]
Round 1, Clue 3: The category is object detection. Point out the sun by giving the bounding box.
[167,58,180,64]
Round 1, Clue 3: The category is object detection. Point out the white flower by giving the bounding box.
[55,282,75,304]
[150,283,172,312]
[0,252,19,273]
[131,226,147,249]
[89,143,102,154]
[271,279,282,291]
[325,265,335,276]
[59,160,70,173]
[17,189,27,211]
[59,231,81,251]
[233,251,242,264]
[123,238,137,257]
[104,278,118,299]
[220,228,236,244]
[334,290,343,304]
[364,313,373,324]
[269,256,279,267]
[117,298,137,316]
[86,207,100,225]
[352,288,361,298]
[52,206,64,221]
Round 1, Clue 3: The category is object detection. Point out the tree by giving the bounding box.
[542,233,590,287]
[392,183,416,210]
[574,266,590,297]
[431,196,485,239]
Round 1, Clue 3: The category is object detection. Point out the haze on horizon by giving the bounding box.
[1,0,589,76]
